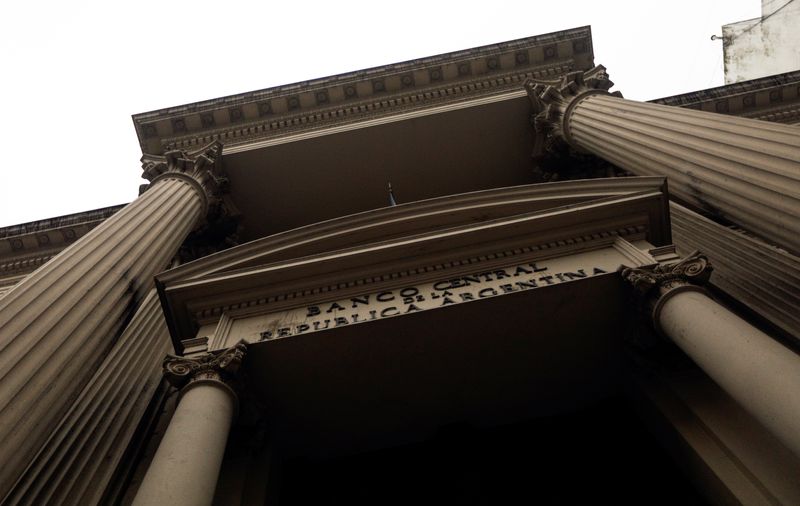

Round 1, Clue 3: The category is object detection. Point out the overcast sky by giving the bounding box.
[0,0,760,227]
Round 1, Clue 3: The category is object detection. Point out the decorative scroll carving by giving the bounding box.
[619,251,713,341]
[524,65,622,158]
[163,339,248,391]
[620,251,713,296]
[139,140,228,203]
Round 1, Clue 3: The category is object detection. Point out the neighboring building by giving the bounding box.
[722,0,800,83]
[1,25,799,505]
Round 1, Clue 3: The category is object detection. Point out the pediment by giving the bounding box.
[158,176,670,348]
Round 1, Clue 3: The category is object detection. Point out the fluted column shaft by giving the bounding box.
[3,287,172,505]
[0,142,225,498]
[622,253,800,457]
[132,341,247,506]
[570,95,799,251]
[670,202,800,340]
[526,67,800,254]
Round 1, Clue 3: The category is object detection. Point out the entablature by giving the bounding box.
[157,177,670,353]
[0,205,124,287]
[651,69,800,125]
[133,27,594,156]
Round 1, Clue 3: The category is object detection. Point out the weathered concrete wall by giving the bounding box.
[723,0,800,83]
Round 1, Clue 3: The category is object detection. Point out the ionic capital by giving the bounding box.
[163,340,248,401]
[620,251,713,333]
[524,65,622,157]
[139,140,228,218]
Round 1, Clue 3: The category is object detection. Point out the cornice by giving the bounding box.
[0,205,124,239]
[157,176,669,285]
[133,27,594,155]
[0,205,125,276]
[0,253,57,277]
[175,68,565,156]
[743,103,800,125]
[650,69,800,123]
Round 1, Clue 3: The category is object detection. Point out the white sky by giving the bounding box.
[0,0,760,227]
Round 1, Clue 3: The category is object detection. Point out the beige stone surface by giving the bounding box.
[132,382,235,506]
[2,288,171,505]
[622,252,800,458]
[527,67,800,255]
[132,342,246,506]
[659,289,800,457]
[671,201,800,341]
[633,367,800,505]
[570,94,800,254]
[0,142,223,498]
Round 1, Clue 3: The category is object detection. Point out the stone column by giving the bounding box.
[621,252,800,457]
[0,141,226,498]
[132,341,248,506]
[669,202,800,340]
[525,67,800,255]
[2,287,172,505]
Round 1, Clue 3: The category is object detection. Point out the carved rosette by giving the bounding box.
[163,340,248,393]
[620,251,713,332]
[139,140,229,218]
[524,65,622,158]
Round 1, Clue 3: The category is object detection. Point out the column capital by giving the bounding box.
[524,65,622,157]
[163,340,248,396]
[620,251,713,333]
[139,140,229,219]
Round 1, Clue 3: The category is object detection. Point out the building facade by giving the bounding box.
[722,0,800,83]
[1,26,799,505]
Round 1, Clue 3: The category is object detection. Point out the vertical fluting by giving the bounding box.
[0,139,225,500]
[569,95,800,253]
[0,177,203,497]
[670,202,800,340]
[3,288,172,505]
[525,66,800,255]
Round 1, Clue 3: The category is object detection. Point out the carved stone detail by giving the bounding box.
[621,251,712,295]
[163,339,248,391]
[0,143,227,498]
[177,193,242,263]
[620,251,713,334]
[527,66,800,255]
[139,141,229,217]
[525,65,622,157]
